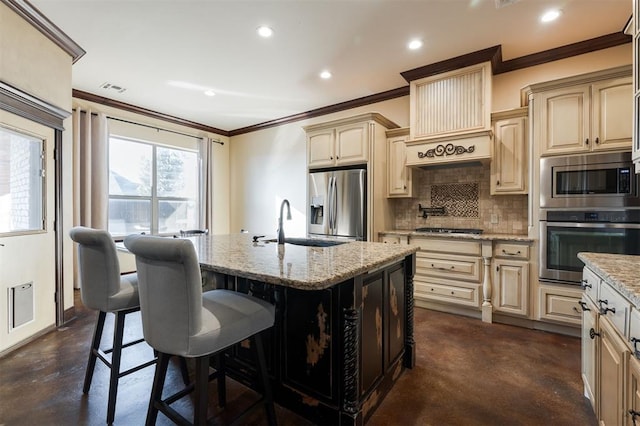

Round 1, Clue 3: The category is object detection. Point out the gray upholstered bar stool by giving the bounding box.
[124,234,277,426]
[69,226,158,424]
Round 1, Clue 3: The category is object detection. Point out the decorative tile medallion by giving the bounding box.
[431,183,479,217]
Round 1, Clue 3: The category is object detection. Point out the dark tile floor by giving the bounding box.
[0,291,597,425]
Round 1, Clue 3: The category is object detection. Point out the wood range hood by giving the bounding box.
[404,61,493,169]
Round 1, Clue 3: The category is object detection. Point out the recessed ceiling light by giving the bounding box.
[540,9,562,23]
[257,26,273,38]
[204,90,216,97]
[320,70,332,79]
[408,39,423,50]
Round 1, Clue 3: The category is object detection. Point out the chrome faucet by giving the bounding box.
[277,199,292,245]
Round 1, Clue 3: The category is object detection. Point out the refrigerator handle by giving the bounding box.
[332,176,338,235]
[327,176,334,233]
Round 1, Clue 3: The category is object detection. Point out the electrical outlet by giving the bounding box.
[490,213,499,224]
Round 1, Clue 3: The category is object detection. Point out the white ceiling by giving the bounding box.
[30,0,631,132]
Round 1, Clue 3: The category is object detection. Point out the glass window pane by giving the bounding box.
[108,198,151,235]
[156,147,198,198]
[0,127,44,234]
[109,137,152,196]
[158,199,198,234]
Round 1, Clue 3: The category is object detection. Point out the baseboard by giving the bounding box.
[414,299,580,337]
[0,325,56,359]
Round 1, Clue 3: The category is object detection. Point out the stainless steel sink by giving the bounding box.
[261,237,346,247]
[285,237,347,247]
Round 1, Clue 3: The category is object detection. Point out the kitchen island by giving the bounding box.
[188,234,418,425]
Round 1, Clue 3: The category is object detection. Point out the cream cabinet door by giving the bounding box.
[591,78,632,152]
[334,122,369,166]
[387,135,412,197]
[307,128,335,168]
[628,355,640,426]
[493,259,528,316]
[581,296,598,414]
[598,317,629,426]
[539,86,591,156]
[491,116,527,194]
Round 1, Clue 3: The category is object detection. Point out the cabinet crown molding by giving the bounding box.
[520,64,632,106]
[303,112,398,132]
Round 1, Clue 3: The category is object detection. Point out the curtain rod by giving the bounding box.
[74,109,224,145]
[107,116,224,145]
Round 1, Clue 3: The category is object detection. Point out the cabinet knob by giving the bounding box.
[330,156,333,160]
[598,299,616,315]
[581,279,592,289]
[589,328,600,339]
[629,409,640,425]
[496,180,500,186]
[595,137,600,144]
[585,138,589,145]
[578,301,590,312]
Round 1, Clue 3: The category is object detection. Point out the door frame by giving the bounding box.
[0,81,71,325]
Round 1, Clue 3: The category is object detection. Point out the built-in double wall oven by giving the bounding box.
[539,152,640,285]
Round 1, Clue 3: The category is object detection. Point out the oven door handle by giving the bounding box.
[542,221,640,229]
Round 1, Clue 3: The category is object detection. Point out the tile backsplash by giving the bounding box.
[391,163,528,234]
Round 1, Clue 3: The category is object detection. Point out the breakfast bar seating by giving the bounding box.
[124,234,277,426]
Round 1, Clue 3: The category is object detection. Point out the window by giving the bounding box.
[108,136,199,236]
[0,126,45,234]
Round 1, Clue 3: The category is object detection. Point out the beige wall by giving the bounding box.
[1,3,74,351]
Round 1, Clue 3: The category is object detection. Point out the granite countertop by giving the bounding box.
[189,234,418,290]
[381,229,534,242]
[578,252,640,308]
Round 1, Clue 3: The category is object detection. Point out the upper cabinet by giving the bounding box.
[306,115,397,168]
[491,108,528,195]
[386,127,413,198]
[530,69,632,157]
[307,122,369,168]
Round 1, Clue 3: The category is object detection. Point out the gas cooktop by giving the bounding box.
[415,227,483,235]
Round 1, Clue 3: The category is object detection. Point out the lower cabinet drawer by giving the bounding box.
[598,281,630,337]
[414,277,481,308]
[416,252,481,282]
[538,285,582,325]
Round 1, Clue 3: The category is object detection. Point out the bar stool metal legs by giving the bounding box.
[83,307,156,424]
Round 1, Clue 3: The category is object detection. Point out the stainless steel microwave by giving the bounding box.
[540,151,640,209]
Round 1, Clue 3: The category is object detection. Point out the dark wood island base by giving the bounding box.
[203,253,416,425]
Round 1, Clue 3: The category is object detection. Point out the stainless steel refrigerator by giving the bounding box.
[308,167,366,240]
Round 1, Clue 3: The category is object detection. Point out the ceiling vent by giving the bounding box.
[495,0,520,8]
[100,82,127,94]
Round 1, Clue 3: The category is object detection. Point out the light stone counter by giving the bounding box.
[578,252,640,308]
[381,229,534,242]
[189,233,418,290]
